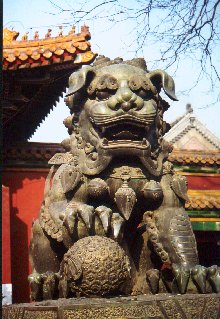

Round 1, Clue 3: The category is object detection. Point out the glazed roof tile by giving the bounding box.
[186,190,220,210]
[3,26,97,70]
[168,149,220,166]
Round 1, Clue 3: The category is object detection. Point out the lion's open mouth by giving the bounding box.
[90,114,155,149]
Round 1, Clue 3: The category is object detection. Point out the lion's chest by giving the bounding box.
[105,165,148,200]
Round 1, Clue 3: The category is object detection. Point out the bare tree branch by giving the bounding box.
[48,0,220,93]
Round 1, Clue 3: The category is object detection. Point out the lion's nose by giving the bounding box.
[121,101,134,112]
[120,88,133,102]
[107,87,144,111]
[120,88,134,111]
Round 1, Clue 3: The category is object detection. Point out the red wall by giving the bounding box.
[2,185,11,284]
[187,174,220,190]
[2,168,49,303]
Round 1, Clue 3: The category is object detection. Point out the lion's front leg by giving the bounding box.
[63,201,95,243]
[64,201,126,241]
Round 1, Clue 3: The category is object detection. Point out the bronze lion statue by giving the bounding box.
[29,56,220,300]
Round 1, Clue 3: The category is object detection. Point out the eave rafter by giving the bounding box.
[3,25,97,144]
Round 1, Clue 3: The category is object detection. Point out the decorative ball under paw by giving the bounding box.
[61,235,131,296]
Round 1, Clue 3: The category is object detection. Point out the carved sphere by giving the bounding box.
[88,178,109,199]
[62,236,131,296]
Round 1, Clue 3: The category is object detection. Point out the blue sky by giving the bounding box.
[4,0,220,142]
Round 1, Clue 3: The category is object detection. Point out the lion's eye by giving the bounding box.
[129,78,141,91]
[96,90,113,101]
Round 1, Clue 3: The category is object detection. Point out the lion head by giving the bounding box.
[64,57,177,175]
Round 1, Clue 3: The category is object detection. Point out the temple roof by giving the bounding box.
[169,149,220,166]
[3,142,65,166]
[187,190,220,210]
[3,26,96,70]
[3,26,97,144]
[164,104,220,151]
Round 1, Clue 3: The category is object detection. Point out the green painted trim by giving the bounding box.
[192,222,220,231]
[173,165,219,174]
[187,211,220,218]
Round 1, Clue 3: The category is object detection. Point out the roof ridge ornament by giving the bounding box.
[81,24,89,34]
[21,32,29,41]
[33,31,39,40]
[68,25,76,35]
[58,26,63,37]
[186,103,193,113]
[3,24,91,44]
[45,28,52,39]
[3,28,19,44]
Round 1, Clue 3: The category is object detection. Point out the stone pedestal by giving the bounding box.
[3,294,220,319]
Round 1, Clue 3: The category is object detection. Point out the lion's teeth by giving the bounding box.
[101,127,106,133]
[103,138,108,145]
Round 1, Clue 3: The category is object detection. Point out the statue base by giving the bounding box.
[3,294,220,319]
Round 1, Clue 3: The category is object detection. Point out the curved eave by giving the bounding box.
[3,54,97,144]
[186,190,220,210]
[3,32,97,70]
[169,149,220,166]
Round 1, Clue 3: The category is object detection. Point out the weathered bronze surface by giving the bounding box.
[28,56,220,301]
[3,294,220,319]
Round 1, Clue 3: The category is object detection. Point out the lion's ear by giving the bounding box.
[147,70,178,101]
[66,66,94,97]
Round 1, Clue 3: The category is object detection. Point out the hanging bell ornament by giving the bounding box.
[114,174,137,220]
[88,178,109,199]
[142,180,163,201]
